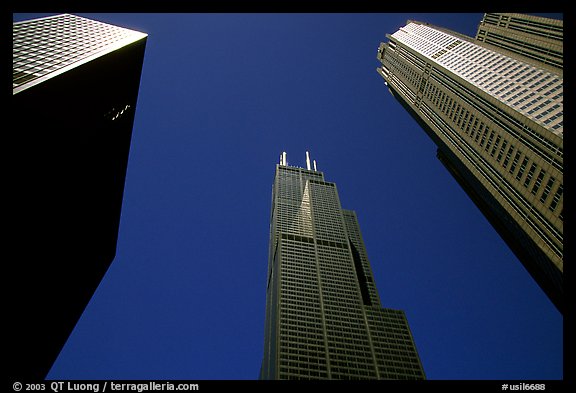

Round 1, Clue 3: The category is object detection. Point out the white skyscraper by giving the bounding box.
[382,21,562,135]
[376,14,563,313]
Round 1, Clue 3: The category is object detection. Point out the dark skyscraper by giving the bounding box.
[260,152,425,380]
[11,14,147,379]
[376,13,563,313]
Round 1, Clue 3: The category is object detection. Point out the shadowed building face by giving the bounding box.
[11,14,147,379]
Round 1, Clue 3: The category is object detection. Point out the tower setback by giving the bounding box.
[260,152,425,379]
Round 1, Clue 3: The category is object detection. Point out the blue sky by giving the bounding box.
[13,12,563,380]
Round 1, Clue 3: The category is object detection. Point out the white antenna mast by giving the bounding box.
[306,151,311,170]
[313,160,317,171]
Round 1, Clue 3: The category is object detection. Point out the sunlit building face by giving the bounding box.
[376,13,563,313]
[13,14,147,93]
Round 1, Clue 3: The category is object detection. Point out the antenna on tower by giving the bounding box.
[313,160,317,171]
[281,152,287,166]
[306,151,311,170]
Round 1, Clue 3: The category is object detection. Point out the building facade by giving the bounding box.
[475,13,563,74]
[260,152,425,380]
[11,14,147,378]
[376,14,563,313]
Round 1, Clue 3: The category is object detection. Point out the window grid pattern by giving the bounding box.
[429,70,563,227]
[377,29,564,280]
[13,14,145,89]
[342,210,381,306]
[481,13,563,40]
[264,164,425,380]
[317,244,377,379]
[366,308,426,379]
[416,73,563,259]
[278,237,328,379]
[272,168,322,239]
[476,13,562,70]
[381,37,564,258]
[381,46,562,165]
[390,46,562,237]
[391,22,563,136]
[376,15,563,317]
[309,181,347,243]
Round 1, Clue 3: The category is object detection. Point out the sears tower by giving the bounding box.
[260,152,425,379]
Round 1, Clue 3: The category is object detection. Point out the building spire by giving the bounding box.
[306,151,318,171]
[279,151,317,170]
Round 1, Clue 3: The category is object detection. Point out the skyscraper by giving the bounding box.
[376,14,563,313]
[475,13,562,73]
[260,152,425,380]
[11,14,147,378]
